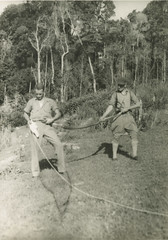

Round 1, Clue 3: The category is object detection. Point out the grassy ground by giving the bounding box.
[0,111,168,240]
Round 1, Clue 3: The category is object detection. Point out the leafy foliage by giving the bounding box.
[60,90,113,116]
[0,1,168,130]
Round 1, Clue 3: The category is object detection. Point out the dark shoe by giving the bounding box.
[132,156,138,160]
[112,158,118,161]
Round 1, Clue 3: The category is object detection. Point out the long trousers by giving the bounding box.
[30,122,66,177]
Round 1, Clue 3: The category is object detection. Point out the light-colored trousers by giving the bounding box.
[30,122,65,176]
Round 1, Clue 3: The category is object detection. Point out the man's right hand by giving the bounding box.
[99,116,105,122]
[121,107,129,113]
[41,118,47,123]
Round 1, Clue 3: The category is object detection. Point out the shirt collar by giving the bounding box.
[117,88,128,94]
[35,97,46,101]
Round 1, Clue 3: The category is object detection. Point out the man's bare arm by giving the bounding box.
[99,105,113,121]
[44,109,62,125]
[24,112,31,123]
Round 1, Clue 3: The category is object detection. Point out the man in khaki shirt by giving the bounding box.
[24,83,66,177]
[100,78,140,160]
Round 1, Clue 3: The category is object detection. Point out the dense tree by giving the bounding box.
[0,0,168,104]
[143,0,168,83]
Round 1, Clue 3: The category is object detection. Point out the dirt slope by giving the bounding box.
[0,112,168,240]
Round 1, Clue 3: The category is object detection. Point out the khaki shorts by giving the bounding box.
[111,112,138,142]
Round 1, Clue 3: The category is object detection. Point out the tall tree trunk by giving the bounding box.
[103,21,107,57]
[31,66,37,84]
[142,56,145,85]
[64,80,68,102]
[163,49,166,83]
[145,63,148,84]
[156,60,159,84]
[60,11,69,102]
[67,11,96,93]
[134,55,138,88]
[29,81,31,97]
[88,56,96,93]
[37,51,41,84]
[80,55,84,97]
[35,28,41,84]
[60,52,69,102]
[110,57,114,86]
[60,53,65,102]
[63,58,69,102]
[121,56,124,77]
[44,52,48,94]
[50,46,54,85]
[28,17,50,85]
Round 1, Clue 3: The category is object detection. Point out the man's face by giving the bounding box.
[117,84,125,92]
[35,89,44,100]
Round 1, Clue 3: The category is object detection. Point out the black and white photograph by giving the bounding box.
[0,0,168,239]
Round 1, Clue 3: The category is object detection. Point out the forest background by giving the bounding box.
[0,0,168,129]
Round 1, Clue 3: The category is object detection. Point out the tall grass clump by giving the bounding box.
[137,83,168,129]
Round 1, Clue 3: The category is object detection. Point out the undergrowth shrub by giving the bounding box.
[136,83,168,129]
[0,93,26,129]
[8,111,27,128]
[1,83,168,131]
[60,90,113,118]
[137,83,168,110]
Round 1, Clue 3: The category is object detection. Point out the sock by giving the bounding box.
[112,142,118,159]
[132,140,138,157]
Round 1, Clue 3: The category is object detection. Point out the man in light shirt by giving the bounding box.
[24,83,66,177]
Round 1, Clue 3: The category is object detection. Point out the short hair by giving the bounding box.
[35,82,44,91]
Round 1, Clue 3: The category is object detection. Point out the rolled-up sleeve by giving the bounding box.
[24,99,33,114]
[50,99,59,112]
[130,91,139,104]
[109,92,117,107]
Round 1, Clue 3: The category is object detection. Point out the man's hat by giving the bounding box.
[117,78,127,86]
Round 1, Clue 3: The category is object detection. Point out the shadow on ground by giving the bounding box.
[39,158,72,219]
[40,158,58,171]
[69,142,131,162]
